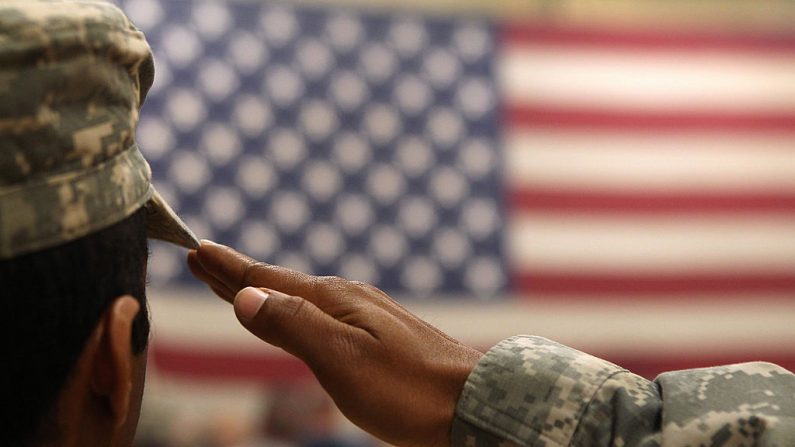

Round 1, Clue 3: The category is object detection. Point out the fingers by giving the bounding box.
[187,251,235,302]
[193,241,256,290]
[192,242,406,319]
[195,241,318,299]
[232,287,362,367]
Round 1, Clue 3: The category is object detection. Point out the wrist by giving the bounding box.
[429,345,483,447]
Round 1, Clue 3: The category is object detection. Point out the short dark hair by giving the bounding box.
[0,207,150,446]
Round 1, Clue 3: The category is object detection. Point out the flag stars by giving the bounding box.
[325,13,364,53]
[367,164,406,205]
[233,95,272,137]
[260,6,298,47]
[137,117,174,160]
[369,225,408,267]
[197,59,240,102]
[393,74,432,116]
[395,136,435,178]
[427,107,465,148]
[123,0,164,32]
[457,138,496,180]
[264,65,304,107]
[422,47,460,88]
[270,191,310,233]
[166,88,207,131]
[388,18,428,58]
[465,257,505,296]
[363,103,402,145]
[267,128,306,170]
[299,100,339,142]
[456,77,496,119]
[335,194,375,236]
[453,24,492,63]
[199,123,241,166]
[461,198,499,240]
[239,221,279,259]
[295,38,333,80]
[399,196,437,238]
[227,31,268,74]
[236,156,275,198]
[433,227,471,268]
[332,132,370,173]
[204,187,244,230]
[302,161,342,202]
[192,1,233,40]
[162,26,202,68]
[330,71,369,111]
[359,43,398,84]
[401,256,442,295]
[305,223,345,264]
[429,166,469,208]
[169,150,209,194]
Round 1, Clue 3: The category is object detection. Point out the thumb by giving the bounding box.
[232,287,344,364]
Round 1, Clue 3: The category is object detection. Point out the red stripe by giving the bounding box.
[506,104,795,131]
[513,272,795,296]
[508,190,795,214]
[151,344,312,383]
[151,343,795,382]
[504,23,795,53]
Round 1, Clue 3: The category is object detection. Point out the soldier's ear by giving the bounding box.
[90,295,140,429]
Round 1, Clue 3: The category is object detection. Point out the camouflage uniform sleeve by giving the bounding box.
[451,336,662,447]
[654,362,795,446]
[451,336,795,447]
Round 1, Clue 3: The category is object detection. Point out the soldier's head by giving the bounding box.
[0,2,197,445]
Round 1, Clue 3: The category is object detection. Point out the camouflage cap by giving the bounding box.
[0,0,199,259]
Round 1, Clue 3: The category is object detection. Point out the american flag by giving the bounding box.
[137,0,506,297]
[120,0,795,384]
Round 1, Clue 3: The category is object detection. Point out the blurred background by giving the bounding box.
[114,0,795,445]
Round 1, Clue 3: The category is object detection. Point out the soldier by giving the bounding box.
[0,1,198,445]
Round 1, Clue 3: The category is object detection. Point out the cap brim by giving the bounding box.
[144,188,200,250]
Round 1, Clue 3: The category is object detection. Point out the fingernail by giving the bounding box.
[234,287,269,323]
[200,239,219,247]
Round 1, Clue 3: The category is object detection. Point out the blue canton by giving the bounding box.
[123,0,506,298]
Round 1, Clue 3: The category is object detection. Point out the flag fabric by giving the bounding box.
[502,26,795,297]
[134,0,507,298]
[118,0,795,382]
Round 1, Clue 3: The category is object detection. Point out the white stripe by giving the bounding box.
[501,45,795,113]
[509,213,795,273]
[148,288,795,355]
[418,296,795,355]
[506,129,795,192]
[143,375,265,421]
[149,287,280,351]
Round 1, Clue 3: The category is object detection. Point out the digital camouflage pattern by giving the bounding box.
[453,336,795,446]
[0,0,198,259]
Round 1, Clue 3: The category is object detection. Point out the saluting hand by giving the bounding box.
[187,241,482,447]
